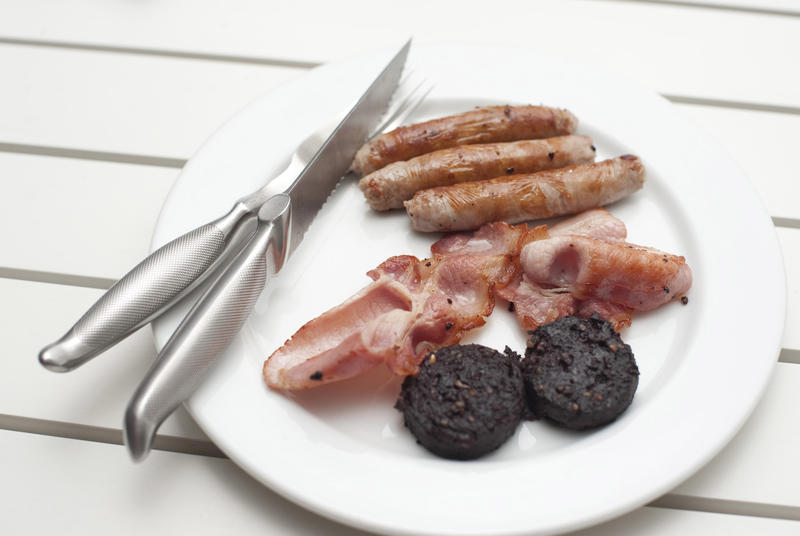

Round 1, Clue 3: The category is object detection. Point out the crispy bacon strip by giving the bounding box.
[576,299,633,331]
[264,209,690,390]
[521,236,692,311]
[431,209,636,331]
[263,254,514,390]
[497,275,576,330]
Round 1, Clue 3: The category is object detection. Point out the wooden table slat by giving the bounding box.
[672,362,800,513]
[2,429,800,535]
[0,44,303,159]
[1,1,799,106]
[0,153,177,281]
[673,104,800,224]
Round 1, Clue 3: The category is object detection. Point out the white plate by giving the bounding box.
[151,45,785,536]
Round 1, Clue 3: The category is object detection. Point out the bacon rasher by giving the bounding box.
[263,208,691,391]
[431,209,638,331]
[431,209,691,331]
[521,237,692,312]
[263,253,514,390]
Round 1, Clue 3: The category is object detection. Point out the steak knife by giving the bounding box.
[38,41,410,374]
[122,41,411,460]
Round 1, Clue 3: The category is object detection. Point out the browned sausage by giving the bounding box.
[352,105,578,176]
[358,135,596,211]
[405,155,646,232]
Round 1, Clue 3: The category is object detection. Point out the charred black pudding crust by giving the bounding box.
[396,344,524,460]
[521,315,639,430]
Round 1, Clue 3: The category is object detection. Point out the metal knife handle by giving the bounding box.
[38,203,256,372]
[124,195,291,461]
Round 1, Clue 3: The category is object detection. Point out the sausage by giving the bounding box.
[359,135,596,211]
[405,155,646,232]
[352,105,578,176]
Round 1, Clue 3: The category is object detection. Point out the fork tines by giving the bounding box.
[371,71,434,138]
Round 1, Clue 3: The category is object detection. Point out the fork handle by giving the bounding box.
[123,212,284,461]
[38,203,257,372]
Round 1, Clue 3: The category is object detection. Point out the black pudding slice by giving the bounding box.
[395,344,524,460]
[521,315,639,430]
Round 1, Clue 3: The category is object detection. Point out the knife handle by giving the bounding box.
[123,195,291,461]
[38,203,257,372]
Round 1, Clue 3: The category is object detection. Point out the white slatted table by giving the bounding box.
[1,1,798,534]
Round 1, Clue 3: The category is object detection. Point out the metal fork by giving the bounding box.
[120,74,432,460]
[38,74,432,374]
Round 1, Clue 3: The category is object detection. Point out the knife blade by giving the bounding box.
[123,40,411,461]
[37,40,410,374]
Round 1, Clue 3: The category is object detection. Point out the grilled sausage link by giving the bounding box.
[359,135,596,211]
[405,155,645,232]
[352,105,578,176]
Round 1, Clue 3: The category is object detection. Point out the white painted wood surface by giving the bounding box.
[674,105,800,223]
[1,50,798,221]
[3,429,799,535]
[0,44,303,159]
[0,278,207,440]
[671,363,800,511]
[1,1,799,106]
[1,0,797,534]
[0,153,177,281]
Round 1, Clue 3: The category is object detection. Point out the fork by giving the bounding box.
[121,73,432,460]
[38,74,432,374]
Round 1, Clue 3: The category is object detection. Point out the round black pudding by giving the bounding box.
[521,315,639,430]
[396,344,524,460]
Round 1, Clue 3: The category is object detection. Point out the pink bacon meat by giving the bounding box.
[498,208,634,331]
[548,206,628,241]
[429,208,688,332]
[521,236,692,311]
[263,254,514,390]
[264,208,691,390]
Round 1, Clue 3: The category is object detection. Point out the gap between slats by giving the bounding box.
[664,95,800,116]
[0,37,320,70]
[0,268,115,289]
[601,0,800,18]
[772,217,800,229]
[651,495,800,522]
[0,413,224,458]
[0,142,186,168]
[779,349,800,364]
